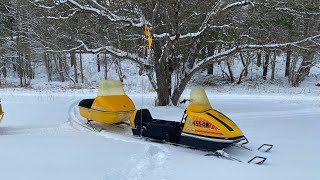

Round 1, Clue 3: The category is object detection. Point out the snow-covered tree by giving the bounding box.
[29,0,320,105]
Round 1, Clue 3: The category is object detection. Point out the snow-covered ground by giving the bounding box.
[0,89,319,180]
[0,53,319,179]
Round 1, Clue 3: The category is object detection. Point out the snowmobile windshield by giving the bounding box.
[188,88,212,112]
[98,80,126,96]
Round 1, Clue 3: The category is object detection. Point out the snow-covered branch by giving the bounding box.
[77,40,146,66]
[275,7,320,16]
[189,33,320,74]
[34,0,146,27]
[192,47,238,72]
[40,9,79,20]
[240,34,320,49]
[28,0,56,9]
[222,0,253,11]
[154,1,250,41]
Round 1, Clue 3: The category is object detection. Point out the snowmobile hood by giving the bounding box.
[183,88,244,140]
[183,109,244,140]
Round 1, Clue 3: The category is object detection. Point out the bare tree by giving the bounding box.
[23,0,320,105]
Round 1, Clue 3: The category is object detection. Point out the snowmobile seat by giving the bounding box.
[78,99,95,108]
[132,109,181,143]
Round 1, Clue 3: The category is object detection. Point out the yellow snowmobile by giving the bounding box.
[78,80,135,124]
[130,88,246,152]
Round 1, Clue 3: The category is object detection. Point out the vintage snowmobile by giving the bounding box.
[78,80,135,124]
[77,83,272,164]
[129,88,272,163]
[130,88,246,151]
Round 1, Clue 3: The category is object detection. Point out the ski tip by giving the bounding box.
[248,156,267,165]
[258,144,273,152]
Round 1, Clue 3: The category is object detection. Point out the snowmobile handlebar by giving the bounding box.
[180,99,190,104]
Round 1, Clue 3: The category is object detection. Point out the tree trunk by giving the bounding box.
[240,52,248,77]
[285,47,291,77]
[58,54,65,82]
[263,52,270,80]
[115,59,124,82]
[237,52,250,84]
[25,53,32,80]
[292,51,314,87]
[271,51,276,81]
[97,54,100,72]
[2,62,7,78]
[154,40,172,106]
[44,52,52,81]
[286,16,294,77]
[226,61,234,83]
[70,50,78,83]
[257,51,262,67]
[207,63,213,75]
[18,52,24,86]
[104,52,108,80]
[171,73,194,106]
[13,57,16,72]
[79,49,84,83]
[62,53,75,84]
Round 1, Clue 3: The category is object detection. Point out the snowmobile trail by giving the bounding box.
[68,99,172,179]
[0,124,74,136]
[104,144,169,180]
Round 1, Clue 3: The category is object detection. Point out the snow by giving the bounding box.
[0,50,319,179]
[0,89,319,180]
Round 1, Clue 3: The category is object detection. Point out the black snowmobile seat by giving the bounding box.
[78,99,95,108]
[132,109,181,143]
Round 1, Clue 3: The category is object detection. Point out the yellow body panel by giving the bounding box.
[183,109,243,139]
[92,96,135,112]
[79,80,136,124]
[79,107,134,124]
[80,95,135,124]
[182,88,244,139]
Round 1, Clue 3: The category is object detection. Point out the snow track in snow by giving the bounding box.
[68,99,171,180]
[0,124,75,136]
[104,144,169,180]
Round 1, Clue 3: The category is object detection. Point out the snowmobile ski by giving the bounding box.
[247,156,267,165]
[205,150,242,162]
[257,144,273,152]
[205,150,267,165]
[232,137,273,152]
